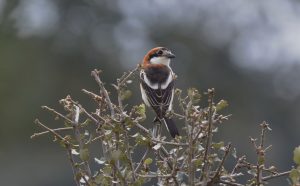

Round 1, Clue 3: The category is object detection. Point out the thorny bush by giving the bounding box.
[32,67,300,186]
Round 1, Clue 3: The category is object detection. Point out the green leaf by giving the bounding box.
[132,104,146,121]
[80,148,90,161]
[124,117,134,127]
[135,134,150,146]
[293,146,300,165]
[152,143,162,150]
[81,118,91,127]
[111,150,122,161]
[137,104,146,117]
[258,155,265,165]
[212,141,224,149]
[193,158,203,167]
[216,100,228,111]
[289,168,300,183]
[121,90,132,100]
[144,158,153,165]
[188,88,201,104]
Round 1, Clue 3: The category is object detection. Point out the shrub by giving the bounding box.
[32,68,299,186]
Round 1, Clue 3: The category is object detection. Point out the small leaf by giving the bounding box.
[247,169,256,176]
[198,145,204,151]
[152,143,162,150]
[231,147,237,159]
[193,158,203,167]
[124,117,134,128]
[212,141,224,149]
[188,88,201,104]
[105,130,112,136]
[94,175,103,184]
[71,149,79,155]
[136,104,146,118]
[289,168,300,183]
[111,150,121,161]
[131,133,140,138]
[216,100,228,111]
[95,157,106,165]
[212,127,218,133]
[144,158,153,165]
[80,175,89,184]
[80,148,90,161]
[258,155,265,165]
[121,90,132,100]
[293,146,300,165]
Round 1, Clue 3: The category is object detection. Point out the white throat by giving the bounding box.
[150,57,170,66]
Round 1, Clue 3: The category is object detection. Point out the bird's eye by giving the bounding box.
[157,50,163,55]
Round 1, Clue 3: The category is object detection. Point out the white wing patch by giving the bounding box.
[140,70,158,89]
[140,84,150,107]
[168,89,174,111]
[140,70,174,90]
[161,73,173,89]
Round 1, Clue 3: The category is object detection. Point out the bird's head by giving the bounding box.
[142,47,175,67]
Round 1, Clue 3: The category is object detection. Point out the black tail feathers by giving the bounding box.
[163,118,179,138]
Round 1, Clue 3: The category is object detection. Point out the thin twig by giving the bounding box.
[31,127,73,139]
[209,143,232,185]
[72,106,92,178]
[217,180,244,186]
[34,119,70,143]
[255,121,270,186]
[134,121,150,134]
[71,101,102,128]
[200,88,215,182]
[66,146,80,186]
[35,119,80,185]
[137,173,173,178]
[135,147,150,172]
[262,171,291,181]
[81,89,103,102]
[41,106,74,124]
[152,138,188,146]
[118,66,139,87]
[91,69,115,117]
[116,69,137,182]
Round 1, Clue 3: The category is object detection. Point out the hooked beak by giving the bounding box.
[165,51,176,59]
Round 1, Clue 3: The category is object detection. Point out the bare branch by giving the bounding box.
[34,119,70,144]
[209,143,232,184]
[91,69,115,117]
[41,106,74,124]
[201,88,215,183]
[262,171,291,181]
[135,147,150,172]
[31,127,73,139]
[72,106,92,178]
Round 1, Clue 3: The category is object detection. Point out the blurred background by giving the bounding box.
[0,0,299,185]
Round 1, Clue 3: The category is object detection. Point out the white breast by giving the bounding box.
[150,57,170,66]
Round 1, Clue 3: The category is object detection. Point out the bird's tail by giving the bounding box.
[163,117,179,138]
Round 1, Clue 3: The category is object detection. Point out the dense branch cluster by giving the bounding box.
[32,68,300,186]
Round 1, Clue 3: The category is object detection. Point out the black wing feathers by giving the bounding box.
[140,77,174,119]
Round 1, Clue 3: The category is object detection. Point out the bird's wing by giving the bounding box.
[140,75,174,118]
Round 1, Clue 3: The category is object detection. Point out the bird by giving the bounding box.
[139,47,179,138]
